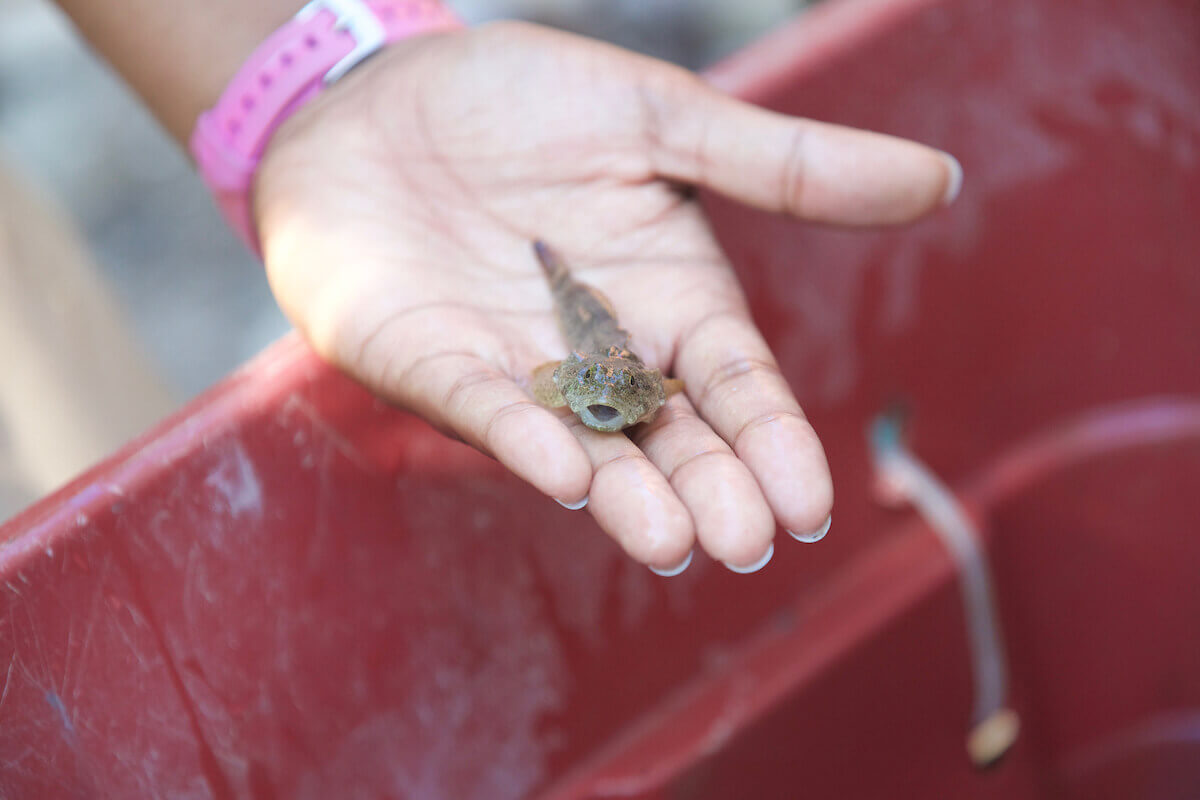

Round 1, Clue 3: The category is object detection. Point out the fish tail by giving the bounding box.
[533,240,569,286]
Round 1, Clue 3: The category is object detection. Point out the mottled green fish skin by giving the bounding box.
[534,241,669,432]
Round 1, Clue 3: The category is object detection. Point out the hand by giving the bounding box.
[254,22,958,572]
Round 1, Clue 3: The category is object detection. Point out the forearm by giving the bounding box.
[53,0,304,144]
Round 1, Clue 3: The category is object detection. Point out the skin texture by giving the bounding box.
[253,22,959,571]
[53,0,300,143]
[531,241,678,433]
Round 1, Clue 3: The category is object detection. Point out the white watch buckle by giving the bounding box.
[296,0,388,85]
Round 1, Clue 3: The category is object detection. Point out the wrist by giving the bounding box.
[54,0,307,145]
[189,0,462,254]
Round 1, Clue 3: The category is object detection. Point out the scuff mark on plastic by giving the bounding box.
[105,530,237,800]
[0,651,15,715]
[281,394,374,473]
[45,691,75,735]
[203,441,262,519]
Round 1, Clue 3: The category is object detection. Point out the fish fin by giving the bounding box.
[531,361,567,407]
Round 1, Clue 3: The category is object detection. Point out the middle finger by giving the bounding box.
[558,413,695,572]
[629,394,776,571]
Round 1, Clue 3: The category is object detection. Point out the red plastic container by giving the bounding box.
[2,0,1198,797]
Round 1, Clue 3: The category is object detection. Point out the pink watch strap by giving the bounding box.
[190,0,462,255]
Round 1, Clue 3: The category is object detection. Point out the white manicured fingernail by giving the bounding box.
[555,496,588,510]
[788,514,832,543]
[723,542,774,574]
[649,549,693,577]
[940,152,963,205]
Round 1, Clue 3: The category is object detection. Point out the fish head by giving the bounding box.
[554,352,666,432]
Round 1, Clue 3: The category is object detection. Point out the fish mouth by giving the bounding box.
[580,403,626,432]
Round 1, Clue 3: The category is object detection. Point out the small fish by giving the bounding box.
[531,241,683,432]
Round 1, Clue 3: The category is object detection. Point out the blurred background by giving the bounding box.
[5,3,1200,795]
[0,0,809,518]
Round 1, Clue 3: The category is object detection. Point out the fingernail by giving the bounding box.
[723,542,774,574]
[649,549,693,577]
[555,496,588,511]
[940,152,963,206]
[788,514,832,543]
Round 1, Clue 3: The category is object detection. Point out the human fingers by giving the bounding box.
[628,395,777,572]
[642,70,960,225]
[556,413,695,573]
[671,307,834,541]
[375,347,593,506]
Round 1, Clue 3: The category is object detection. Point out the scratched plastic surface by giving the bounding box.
[2,0,1199,797]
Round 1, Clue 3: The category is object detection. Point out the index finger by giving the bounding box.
[642,70,961,226]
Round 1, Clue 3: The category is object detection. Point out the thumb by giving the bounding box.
[642,70,961,226]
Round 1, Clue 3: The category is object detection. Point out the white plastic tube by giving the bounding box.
[870,414,1018,767]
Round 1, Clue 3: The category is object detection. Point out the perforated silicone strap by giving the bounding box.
[190,0,462,254]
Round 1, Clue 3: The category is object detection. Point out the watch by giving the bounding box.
[190,0,462,254]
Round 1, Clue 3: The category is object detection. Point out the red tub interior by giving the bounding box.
[2,0,1198,797]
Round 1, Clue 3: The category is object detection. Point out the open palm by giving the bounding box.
[254,22,957,572]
